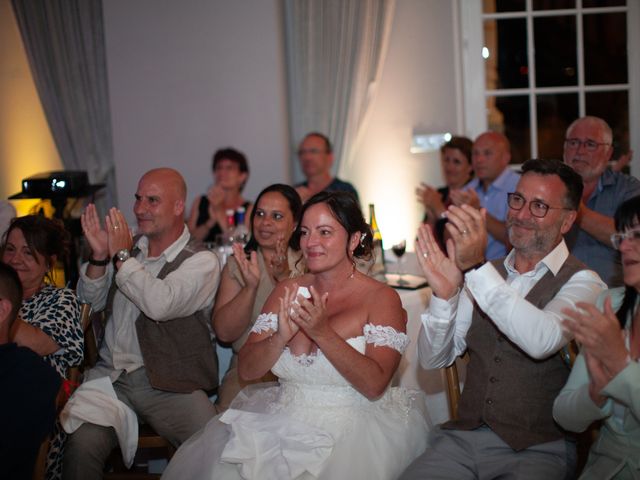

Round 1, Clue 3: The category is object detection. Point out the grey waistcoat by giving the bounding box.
[105,237,218,393]
[443,254,586,450]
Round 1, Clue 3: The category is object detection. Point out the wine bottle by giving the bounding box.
[368,204,386,281]
[234,206,249,246]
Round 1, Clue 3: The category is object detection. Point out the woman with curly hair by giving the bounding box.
[2,215,83,480]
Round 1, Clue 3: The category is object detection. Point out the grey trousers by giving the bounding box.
[400,426,575,480]
[62,368,217,480]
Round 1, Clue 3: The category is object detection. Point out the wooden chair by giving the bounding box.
[443,354,468,421]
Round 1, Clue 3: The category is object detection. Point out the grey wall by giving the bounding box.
[103,0,290,221]
[103,0,459,245]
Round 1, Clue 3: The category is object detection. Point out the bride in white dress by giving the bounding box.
[162,191,431,480]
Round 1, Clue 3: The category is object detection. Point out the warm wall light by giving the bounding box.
[410,132,451,153]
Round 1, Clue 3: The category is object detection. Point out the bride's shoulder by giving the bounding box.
[360,277,402,308]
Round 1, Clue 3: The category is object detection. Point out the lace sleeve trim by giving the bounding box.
[250,312,278,334]
[363,324,409,354]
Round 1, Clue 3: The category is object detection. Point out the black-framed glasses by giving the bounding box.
[507,193,571,218]
[610,227,640,250]
[564,138,610,152]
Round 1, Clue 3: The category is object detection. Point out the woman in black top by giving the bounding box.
[187,147,252,243]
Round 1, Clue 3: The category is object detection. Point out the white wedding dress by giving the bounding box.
[162,314,431,480]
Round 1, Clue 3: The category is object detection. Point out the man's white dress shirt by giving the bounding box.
[418,239,606,369]
[78,225,220,382]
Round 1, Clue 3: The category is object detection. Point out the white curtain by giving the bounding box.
[284,0,395,183]
[11,0,116,208]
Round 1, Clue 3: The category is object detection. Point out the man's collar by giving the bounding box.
[468,167,516,193]
[597,168,616,191]
[504,239,569,276]
[134,225,191,261]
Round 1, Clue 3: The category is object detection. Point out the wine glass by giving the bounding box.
[391,239,407,285]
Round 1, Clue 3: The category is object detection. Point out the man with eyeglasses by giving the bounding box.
[402,159,606,480]
[294,132,360,204]
[563,115,640,287]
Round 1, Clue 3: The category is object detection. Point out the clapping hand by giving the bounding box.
[232,243,260,289]
[269,235,290,280]
[290,285,330,340]
[207,184,225,209]
[415,223,462,300]
[449,188,481,209]
[81,204,108,260]
[277,284,301,343]
[416,183,445,220]
[562,297,628,379]
[105,207,133,258]
[445,205,487,272]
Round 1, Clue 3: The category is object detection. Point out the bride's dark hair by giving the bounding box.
[291,191,373,259]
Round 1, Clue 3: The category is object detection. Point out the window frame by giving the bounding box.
[458,0,640,178]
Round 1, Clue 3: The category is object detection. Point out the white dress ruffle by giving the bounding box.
[162,325,431,480]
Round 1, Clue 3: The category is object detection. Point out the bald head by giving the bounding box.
[141,168,187,201]
[134,168,187,245]
[472,131,511,187]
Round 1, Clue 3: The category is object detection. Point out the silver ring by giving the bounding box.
[422,252,428,259]
[461,229,468,235]
[114,225,120,230]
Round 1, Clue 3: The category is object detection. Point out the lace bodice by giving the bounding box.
[248,312,409,410]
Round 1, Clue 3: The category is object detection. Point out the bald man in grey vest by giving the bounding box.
[63,168,220,480]
[401,159,606,480]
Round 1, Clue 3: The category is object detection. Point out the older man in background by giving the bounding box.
[563,115,640,286]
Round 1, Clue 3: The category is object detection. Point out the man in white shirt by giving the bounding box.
[63,168,220,480]
[401,159,606,480]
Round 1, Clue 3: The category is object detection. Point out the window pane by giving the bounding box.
[488,95,530,164]
[534,16,577,87]
[533,0,575,10]
[536,94,579,159]
[584,13,627,85]
[586,91,629,159]
[583,0,626,7]
[485,19,528,89]
[483,0,525,13]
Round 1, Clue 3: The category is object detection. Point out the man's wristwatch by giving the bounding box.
[88,255,110,267]
[113,248,130,264]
